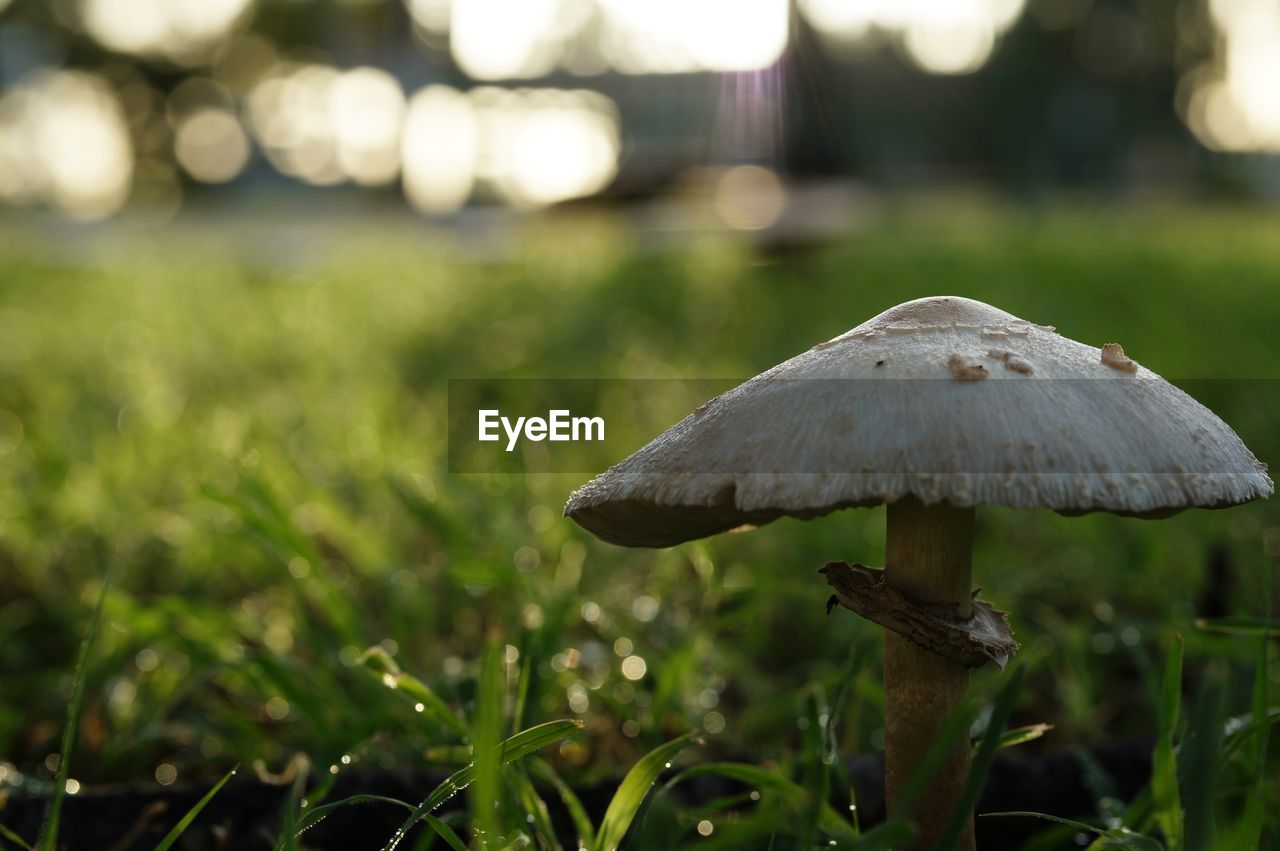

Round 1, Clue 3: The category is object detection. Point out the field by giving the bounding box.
[0,202,1277,849]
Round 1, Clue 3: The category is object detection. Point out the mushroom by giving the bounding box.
[563,296,1272,850]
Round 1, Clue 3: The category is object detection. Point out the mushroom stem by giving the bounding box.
[883,498,975,851]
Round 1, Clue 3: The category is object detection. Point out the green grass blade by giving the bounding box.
[0,822,34,851]
[985,722,1052,752]
[660,762,858,843]
[1123,640,1161,720]
[360,646,467,736]
[851,818,918,851]
[828,642,869,835]
[1249,569,1271,767]
[982,811,1106,833]
[512,638,532,733]
[421,814,469,851]
[1180,666,1225,851]
[153,766,238,851]
[798,690,830,850]
[1075,749,1125,824]
[1152,634,1183,851]
[592,732,699,851]
[277,755,310,851]
[388,474,467,543]
[1219,713,1280,762]
[1191,617,1280,636]
[285,794,416,844]
[470,637,505,845]
[1238,564,1272,850]
[529,758,596,849]
[936,665,1026,851]
[1122,833,1167,851]
[1118,788,1156,839]
[380,719,584,851]
[36,569,112,851]
[981,812,1164,849]
[1224,787,1268,851]
[508,767,563,851]
[203,481,363,646]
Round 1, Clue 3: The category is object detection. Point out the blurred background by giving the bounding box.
[1,0,1280,224]
[1,1,1279,848]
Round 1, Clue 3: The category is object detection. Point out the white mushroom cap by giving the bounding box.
[565,296,1273,547]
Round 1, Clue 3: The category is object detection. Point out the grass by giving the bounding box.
[33,565,110,851]
[0,201,1277,848]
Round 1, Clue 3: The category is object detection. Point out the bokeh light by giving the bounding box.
[449,0,567,80]
[246,63,345,186]
[405,0,452,34]
[902,11,996,74]
[0,70,133,219]
[713,165,786,230]
[402,85,477,215]
[401,85,620,213]
[79,0,254,64]
[0,0,1275,225]
[245,64,407,187]
[427,0,788,78]
[799,0,1024,75]
[1182,0,1280,152]
[475,88,619,207]
[596,0,788,73]
[330,68,406,186]
[174,107,251,183]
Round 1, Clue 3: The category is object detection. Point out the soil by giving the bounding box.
[0,738,1151,850]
